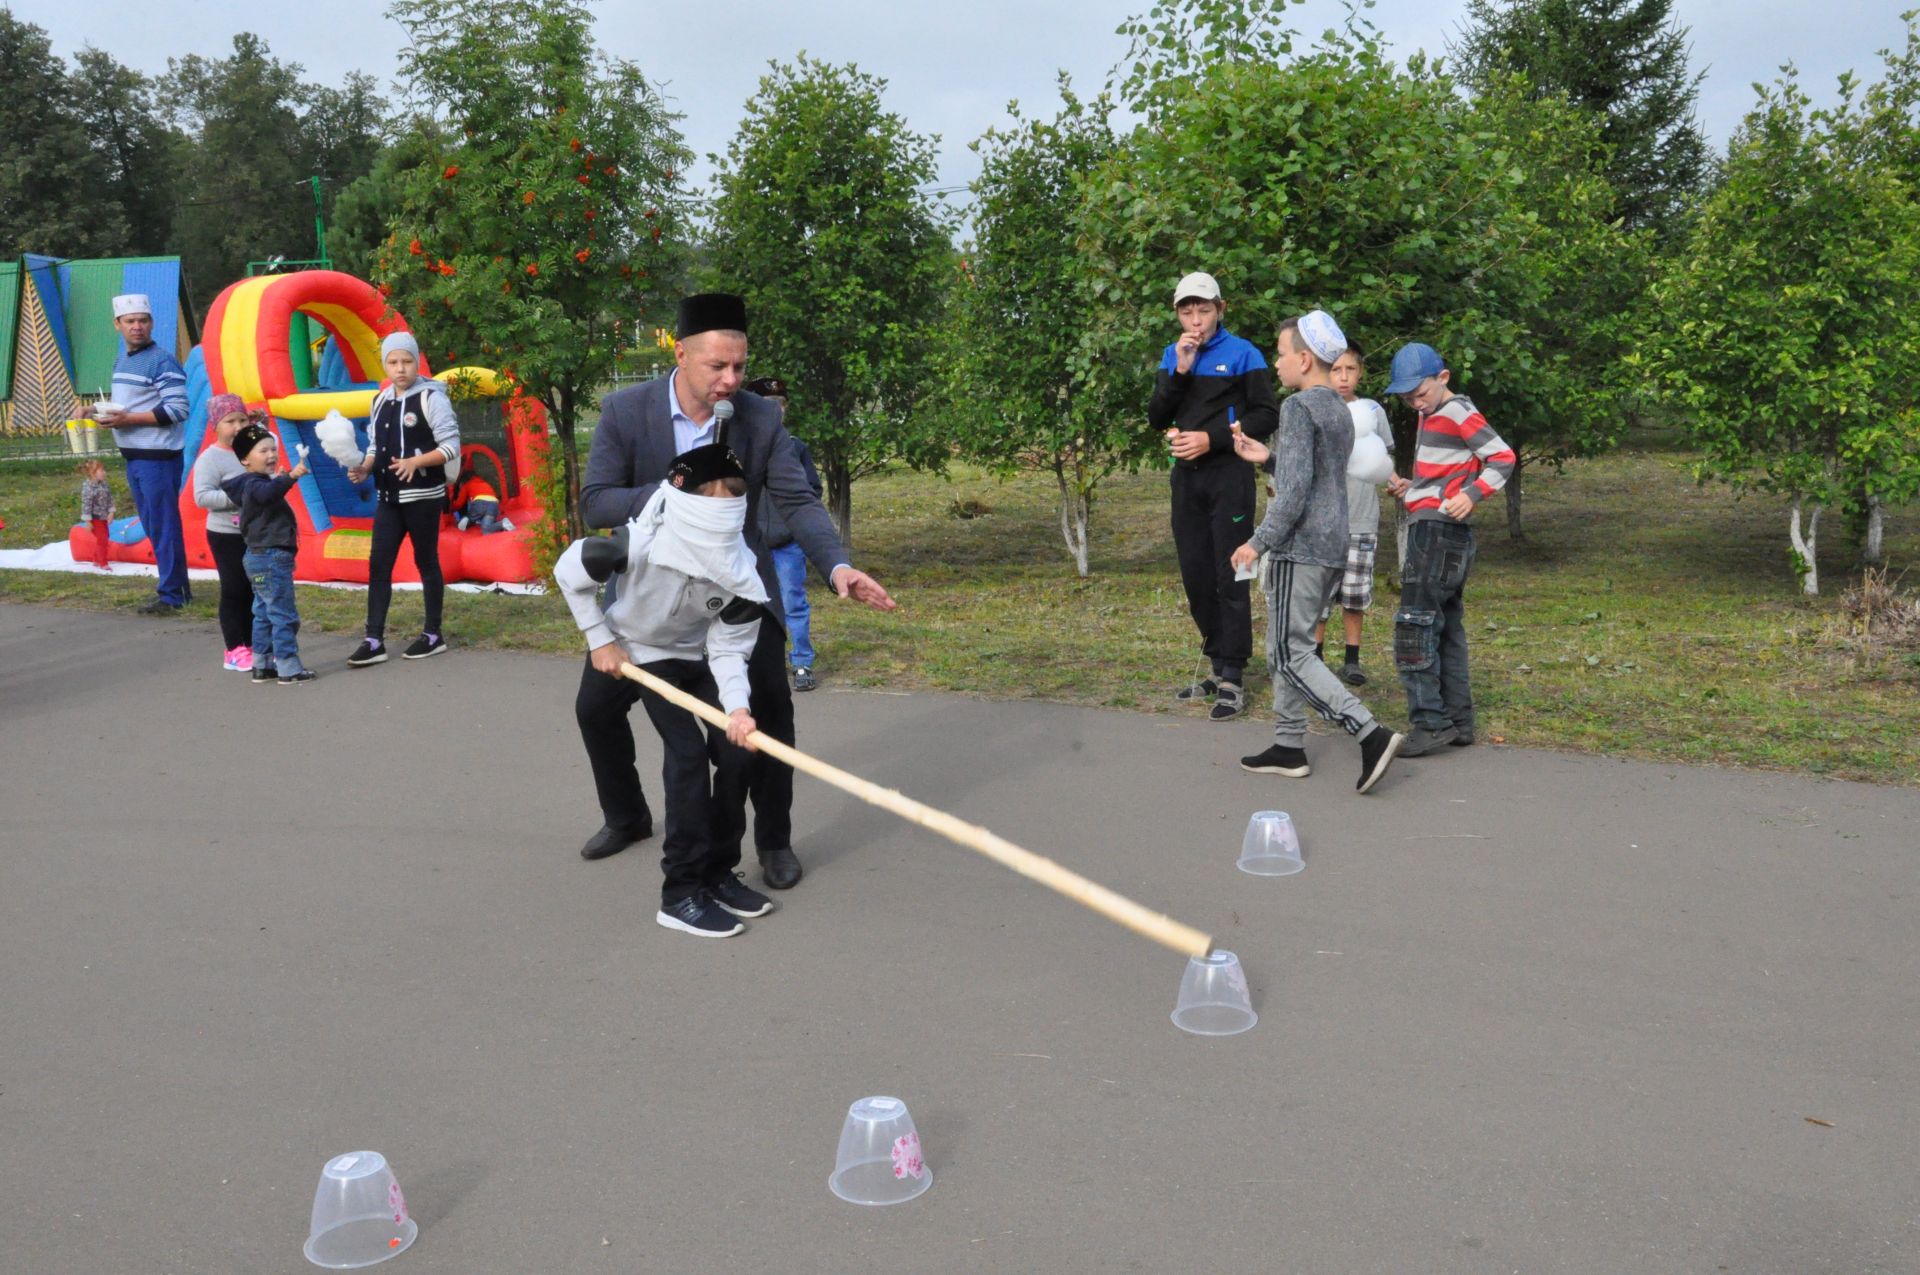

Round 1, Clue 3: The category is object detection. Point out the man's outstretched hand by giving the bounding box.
[831,565,896,612]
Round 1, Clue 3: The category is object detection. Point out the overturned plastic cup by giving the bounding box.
[304,1151,416,1269]
[1172,949,1257,1036]
[1238,810,1304,876]
[829,1096,932,1205]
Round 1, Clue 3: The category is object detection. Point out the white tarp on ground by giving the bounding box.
[0,541,546,595]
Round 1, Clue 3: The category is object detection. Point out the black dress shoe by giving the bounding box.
[581,820,653,861]
[758,846,803,889]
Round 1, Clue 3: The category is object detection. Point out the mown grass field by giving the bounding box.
[3,443,1916,783]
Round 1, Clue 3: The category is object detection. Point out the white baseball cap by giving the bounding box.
[112,294,153,319]
[1173,272,1221,304]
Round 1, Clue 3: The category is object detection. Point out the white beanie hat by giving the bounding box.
[112,294,153,319]
[380,331,421,360]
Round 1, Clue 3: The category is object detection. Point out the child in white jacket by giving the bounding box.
[555,442,775,939]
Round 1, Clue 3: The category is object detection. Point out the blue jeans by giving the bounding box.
[244,547,305,676]
[1394,520,1476,733]
[771,541,813,669]
[125,453,189,605]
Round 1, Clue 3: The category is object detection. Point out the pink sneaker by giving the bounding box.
[224,646,254,672]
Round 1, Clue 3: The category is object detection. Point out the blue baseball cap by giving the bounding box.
[1385,342,1447,394]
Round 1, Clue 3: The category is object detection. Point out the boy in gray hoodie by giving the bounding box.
[555,442,777,939]
[1229,311,1403,794]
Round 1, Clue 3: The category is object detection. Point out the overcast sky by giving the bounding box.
[15,0,1912,206]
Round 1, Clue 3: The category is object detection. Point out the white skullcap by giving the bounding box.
[1296,309,1347,365]
[112,294,153,319]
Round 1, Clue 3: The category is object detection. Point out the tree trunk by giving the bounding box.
[824,456,853,550]
[1054,455,1091,578]
[1788,497,1822,596]
[1504,451,1524,539]
[1862,493,1885,568]
[553,387,585,541]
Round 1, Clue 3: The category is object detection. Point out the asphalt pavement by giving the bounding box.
[2,600,1915,1273]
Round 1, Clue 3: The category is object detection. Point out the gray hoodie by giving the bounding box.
[1248,385,1351,569]
[192,444,247,535]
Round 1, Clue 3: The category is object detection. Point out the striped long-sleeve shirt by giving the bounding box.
[108,342,190,456]
[1404,395,1515,525]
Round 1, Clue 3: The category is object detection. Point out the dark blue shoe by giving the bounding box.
[656,891,744,938]
[709,874,775,918]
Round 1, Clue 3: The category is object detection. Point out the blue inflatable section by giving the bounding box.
[178,346,213,487]
[279,413,378,529]
[317,337,352,389]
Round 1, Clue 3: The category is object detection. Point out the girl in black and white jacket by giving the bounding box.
[346,331,461,665]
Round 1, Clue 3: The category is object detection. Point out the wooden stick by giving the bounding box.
[618,661,1214,959]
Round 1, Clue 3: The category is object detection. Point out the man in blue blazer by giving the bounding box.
[577,293,895,888]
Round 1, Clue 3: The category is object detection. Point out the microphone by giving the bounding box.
[712,398,734,449]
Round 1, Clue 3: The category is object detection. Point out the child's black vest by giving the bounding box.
[370,385,448,503]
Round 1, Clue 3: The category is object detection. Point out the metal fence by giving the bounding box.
[0,421,103,463]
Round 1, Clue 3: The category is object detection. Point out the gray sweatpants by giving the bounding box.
[1263,555,1378,748]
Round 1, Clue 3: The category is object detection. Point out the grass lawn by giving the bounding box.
[3,445,1916,784]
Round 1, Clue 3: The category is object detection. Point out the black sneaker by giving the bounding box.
[136,597,181,616]
[1356,726,1403,794]
[278,670,316,685]
[1399,725,1461,757]
[402,634,446,659]
[656,891,745,938]
[792,666,818,692]
[1449,723,1476,747]
[709,874,776,918]
[1209,681,1246,722]
[251,667,278,685]
[1340,661,1368,686]
[1241,744,1311,776]
[1175,677,1218,703]
[347,640,388,667]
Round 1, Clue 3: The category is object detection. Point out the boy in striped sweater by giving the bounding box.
[1381,343,1516,756]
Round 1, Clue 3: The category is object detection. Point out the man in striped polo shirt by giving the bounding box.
[97,294,191,614]
[1382,342,1516,756]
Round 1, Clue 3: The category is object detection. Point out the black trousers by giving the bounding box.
[1170,461,1256,679]
[367,498,444,639]
[636,658,749,905]
[207,532,254,650]
[572,615,797,856]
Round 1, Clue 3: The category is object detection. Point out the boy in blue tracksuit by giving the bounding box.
[97,293,191,613]
[1148,271,1279,721]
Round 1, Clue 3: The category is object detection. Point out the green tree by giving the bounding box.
[1083,2,1636,538]
[328,129,447,280]
[705,55,955,545]
[162,35,386,306]
[1454,74,1650,538]
[1646,35,1920,594]
[67,47,180,256]
[1449,0,1709,238]
[0,12,125,256]
[380,0,691,540]
[943,82,1142,576]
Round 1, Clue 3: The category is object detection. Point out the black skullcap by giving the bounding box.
[667,442,747,491]
[744,376,788,398]
[233,423,274,462]
[675,293,749,339]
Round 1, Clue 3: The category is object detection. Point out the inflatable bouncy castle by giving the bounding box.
[70,270,550,584]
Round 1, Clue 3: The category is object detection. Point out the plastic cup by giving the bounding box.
[303,1151,416,1269]
[829,1096,932,1205]
[1172,949,1258,1036]
[1238,810,1303,876]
